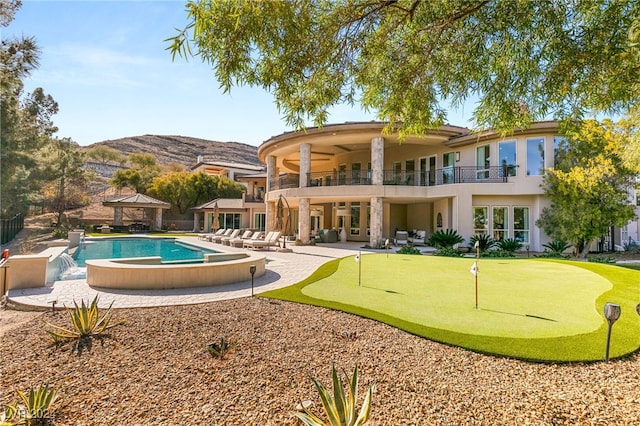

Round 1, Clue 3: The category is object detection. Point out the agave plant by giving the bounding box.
[427,229,464,249]
[542,240,571,255]
[2,383,59,425]
[469,234,497,252]
[497,238,523,254]
[207,337,236,359]
[46,295,122,343]
[293,364,374,426]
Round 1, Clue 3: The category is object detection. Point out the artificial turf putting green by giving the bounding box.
[260,254,640,362]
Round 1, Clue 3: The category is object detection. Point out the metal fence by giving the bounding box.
[1,213,24,245]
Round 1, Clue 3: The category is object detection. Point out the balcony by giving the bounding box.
[268,166,516,190]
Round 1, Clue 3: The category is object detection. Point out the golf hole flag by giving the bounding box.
[470,261,478,276]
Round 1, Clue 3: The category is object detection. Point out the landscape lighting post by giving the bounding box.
[604,302,621,361]
[249,265,256,297]
[385,239,390,258]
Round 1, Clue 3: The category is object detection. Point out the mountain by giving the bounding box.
[87,135,262,168]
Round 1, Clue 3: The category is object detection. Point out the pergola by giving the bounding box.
[103,193,171,231]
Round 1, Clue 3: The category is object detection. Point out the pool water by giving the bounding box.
[73,237,216,266]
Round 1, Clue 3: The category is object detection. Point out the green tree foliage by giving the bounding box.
[110,153,161,194]
[537,120,637,257]
[39,138,91,225]
[168,0,639,137]
[0,1,60,217]
[147,171,245,214]
[86,145,126,166]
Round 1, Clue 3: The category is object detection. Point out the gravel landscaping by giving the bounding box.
[1,297,639,425]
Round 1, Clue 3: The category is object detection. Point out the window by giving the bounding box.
[498,140,517,177]
[476,145,490,179]
[351,163,361,184]
[366,203,371,236]
[513,207,529,243]
[492,207,508,241]
[443,152,455,184]
[473,207,489,236]
[253,212,266,231]
[221,213,241,230]
[392,161,401,183]
[553,136,568,169]
[350,202,360,235]
[526,137,545,176]
[405,160,415,184]
[338,164,347,185]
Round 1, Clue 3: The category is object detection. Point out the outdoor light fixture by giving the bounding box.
[249,264,257,297]
[604,302,621,361]
[526,244,530,258]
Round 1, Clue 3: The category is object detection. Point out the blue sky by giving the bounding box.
[7,0,474,147]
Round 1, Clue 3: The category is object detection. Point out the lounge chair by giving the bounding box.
[394,230,409,246]
[409,230,426,246]
[220,229,241,245]
[210,229,233,243]
[244,231,281,250]
[204,228,226,242]
[229,231,262,248]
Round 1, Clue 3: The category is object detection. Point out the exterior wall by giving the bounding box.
[256,121,637,252]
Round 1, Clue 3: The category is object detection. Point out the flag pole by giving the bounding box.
[474,240,480,310]
[358,250,361,287]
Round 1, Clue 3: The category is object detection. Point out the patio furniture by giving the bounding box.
[210,229,233,243]
[229,231,263,248]
[409,230,427,246]
[394,230,409,246]
[220,229,241,245]
[244,231,282,250]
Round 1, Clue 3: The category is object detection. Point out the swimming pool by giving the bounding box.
[73,237,217,266]
[57,237,218,281]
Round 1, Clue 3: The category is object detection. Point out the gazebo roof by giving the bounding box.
[192,198,244,211]
[103,193,171,209]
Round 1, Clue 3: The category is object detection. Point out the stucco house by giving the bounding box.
[254,121,639,252]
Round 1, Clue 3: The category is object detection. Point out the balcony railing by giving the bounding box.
[269,166,516,190]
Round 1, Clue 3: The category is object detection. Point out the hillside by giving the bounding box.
[87,135,262,168]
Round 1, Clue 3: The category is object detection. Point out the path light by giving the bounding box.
[249,265,257,297]
[385,239,390,258]
[604,302,621,361]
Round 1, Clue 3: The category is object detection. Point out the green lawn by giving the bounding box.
[260,254,640,362]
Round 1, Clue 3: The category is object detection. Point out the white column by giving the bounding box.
[114,206,124,226]
[266,155,277,192]
[371,137,384,185]
[204,212,210,233]
[267,200,276,232]
[299,198,310,244]
[153,209,163,231]
[193,212,200,232]
[299,143,310,188]
[370,197,383,247]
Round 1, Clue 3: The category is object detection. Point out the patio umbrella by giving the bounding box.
[212,201,220,231]
[275,196,284,232]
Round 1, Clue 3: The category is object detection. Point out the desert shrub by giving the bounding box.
[2,383,59,425]
[292,364,373,426]
[497,238,523,254]
[587,255,616,264]
[428,229,464,249]
[542,240,571,255]
[52,227,68,239]
[432,247,463,257]
[469,234,497,251]
[397,246,421,255]
[207,337,236,359]
[481,249,514,258]
[46,296,123,346]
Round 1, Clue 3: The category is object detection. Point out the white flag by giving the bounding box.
[469,261,478,276]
